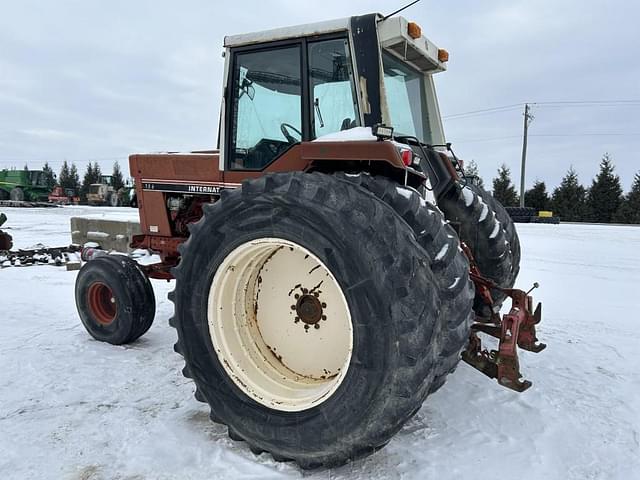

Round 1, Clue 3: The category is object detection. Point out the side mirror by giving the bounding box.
[240,78,255,101]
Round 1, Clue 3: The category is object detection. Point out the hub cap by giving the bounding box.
[207,238,353,412]
[87,282,117,325]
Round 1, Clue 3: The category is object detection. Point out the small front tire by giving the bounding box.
[75,255,155,344]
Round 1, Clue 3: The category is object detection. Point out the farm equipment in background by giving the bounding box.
[48,186,80,205]
[0,169,50,202]
[0,213,12,250]
[86,176,133,206]
[69,11,545,469]
[506,206,561,224]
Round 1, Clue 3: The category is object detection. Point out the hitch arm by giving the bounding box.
[461,243,546,392]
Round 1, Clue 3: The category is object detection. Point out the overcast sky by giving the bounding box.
[1,0,638,191]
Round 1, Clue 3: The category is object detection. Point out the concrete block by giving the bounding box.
[70,217,142,253]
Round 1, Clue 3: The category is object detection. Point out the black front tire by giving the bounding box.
[75,255,155,344]
[439,182,521,316]
[170,172,445,468]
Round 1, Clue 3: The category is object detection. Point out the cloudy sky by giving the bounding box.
[1,0,638,191]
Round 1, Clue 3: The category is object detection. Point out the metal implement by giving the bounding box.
[461,243,546,392]
[0,213,12,251]
[1,243,82,269]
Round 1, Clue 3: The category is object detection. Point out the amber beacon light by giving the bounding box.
[407,21,422,39]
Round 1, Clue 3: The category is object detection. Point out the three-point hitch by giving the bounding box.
[461,243,546,392]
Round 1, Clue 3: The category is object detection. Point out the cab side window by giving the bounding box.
[228,46,302,170]
[308,38,359,139]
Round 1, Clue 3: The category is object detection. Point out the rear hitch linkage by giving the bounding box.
[461,243,546,392]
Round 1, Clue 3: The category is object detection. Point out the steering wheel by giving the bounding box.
[280,123,302,143]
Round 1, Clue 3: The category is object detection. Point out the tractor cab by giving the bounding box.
[27,170,47,187]
[220,13,451,192]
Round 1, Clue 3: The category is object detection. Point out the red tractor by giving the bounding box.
[48,186,80,205]
[75,12,544,468]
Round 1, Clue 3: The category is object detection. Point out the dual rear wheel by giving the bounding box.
[170,172,474,468]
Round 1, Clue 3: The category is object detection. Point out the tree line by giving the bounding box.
[38,160,126,201]
[465,153,640,224]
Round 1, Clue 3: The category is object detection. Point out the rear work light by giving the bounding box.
[372,124,394,140]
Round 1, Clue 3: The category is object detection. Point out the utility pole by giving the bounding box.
[519,103,534,207]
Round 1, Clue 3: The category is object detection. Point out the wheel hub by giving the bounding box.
[87,282,117,325]
[294,293,324,325]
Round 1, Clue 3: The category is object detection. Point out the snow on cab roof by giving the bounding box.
[224,17,351,47]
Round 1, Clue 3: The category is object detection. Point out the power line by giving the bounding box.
[443,104,523,119]
[444,100,640,120]
[531,133,640,137]
[454,132,640,144]
[534,100,640,105]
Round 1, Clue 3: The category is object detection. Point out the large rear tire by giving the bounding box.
[10,188,24,202]
[170,172,445,468]
[438,182,520,316]
[75,255,155,344]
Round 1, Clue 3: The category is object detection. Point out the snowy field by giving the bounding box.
[1,206,639,480]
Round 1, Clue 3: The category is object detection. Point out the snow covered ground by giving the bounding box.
[1,206,639,480]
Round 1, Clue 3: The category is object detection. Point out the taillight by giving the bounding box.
[401,149,413,166]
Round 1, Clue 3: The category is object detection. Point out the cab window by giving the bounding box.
[308,38,359,139]
[228,46,302,170]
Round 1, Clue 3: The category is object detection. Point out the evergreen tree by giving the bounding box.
[111,161,124,190]
[525,180,550,211]
[23,163,29,172]
[464,159,485,189]
[81,163,95,200]
[585,153,623,223]
[42,162,57,189]
[59,161,72,189]
[551,166,587,222]
[93,161,102,181]
[492,164,519,206]
[69,163,81,191]
[613,172,640,224]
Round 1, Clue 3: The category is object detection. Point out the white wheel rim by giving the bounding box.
[207,238,353,412]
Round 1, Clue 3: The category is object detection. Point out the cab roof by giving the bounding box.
[224,17,351,48]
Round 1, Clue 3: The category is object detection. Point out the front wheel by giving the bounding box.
[171,172,443,468]
[75,255,155,344]
[439,182,521,316]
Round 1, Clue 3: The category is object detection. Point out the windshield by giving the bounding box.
[382,52,431,143]
[29,171,46,187]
